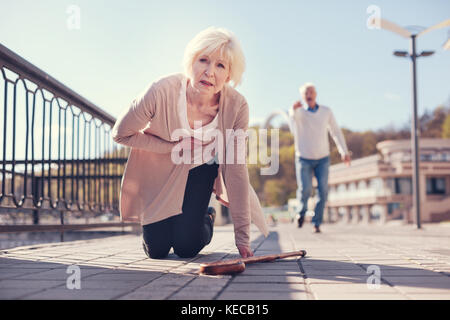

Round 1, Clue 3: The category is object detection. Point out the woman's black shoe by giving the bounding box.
[207,207,216,224]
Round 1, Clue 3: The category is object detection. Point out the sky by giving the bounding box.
[1,0,449,133]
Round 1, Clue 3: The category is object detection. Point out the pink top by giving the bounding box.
[112,73,268,248]
[174,76,219,168]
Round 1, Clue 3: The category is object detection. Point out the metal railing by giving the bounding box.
[0,43,134,233]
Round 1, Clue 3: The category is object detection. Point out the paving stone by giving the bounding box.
[239,269,302,276]
[382,276,450,288]
[308,282,399,295]
[0,288,43,299]
[312,292,407,300]
[232,275,304,283]
[302,262,363,269]
[115,265,173,272]
[0,269,53,279]
[0,258,19,264]
[189,276,230,286]
[83,271,161,282]
[394,286,450,295]
[304,270,368,277]
[23,288,125,300]
[358,263,423,269]
[133,274,195,292]
[12,267,108,280]
[217,291,308,300]
[0,262,65,269]
[0,279,63,289]
[77,279,145,290]
[306,275,370,285]
[301,261,355,266]
[375,269,444,277]
[224,282,306,292]
[118,290,173,300]
[169,291,219,300]
[405,293,450,300]
[170,279,230,299]
[244,263,301,270]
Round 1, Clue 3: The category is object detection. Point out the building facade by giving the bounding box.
[327,139,450,224]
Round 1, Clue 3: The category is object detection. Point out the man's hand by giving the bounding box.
[237,245,254,258]
[342,154,351,167]
[293,101,303,110]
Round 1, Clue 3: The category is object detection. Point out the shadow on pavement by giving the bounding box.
[299,256,450,290]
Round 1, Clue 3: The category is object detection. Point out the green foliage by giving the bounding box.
[420,106,448,138]
[442,114,450,138]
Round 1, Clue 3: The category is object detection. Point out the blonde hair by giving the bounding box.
[182,27,246,87]
[299,82,316,97]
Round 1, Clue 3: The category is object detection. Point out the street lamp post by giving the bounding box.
[370,18,450,229]
[409,34,421,229]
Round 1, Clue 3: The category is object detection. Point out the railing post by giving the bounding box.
[32,210,39,225]
[32,177,40,225]
[60,210,64,242]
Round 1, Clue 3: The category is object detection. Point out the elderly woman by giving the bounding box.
[112,27,268,259]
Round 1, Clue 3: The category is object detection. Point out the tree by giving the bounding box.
[421,106,448,138]
[263,179,286,206]
[442,114,450,138]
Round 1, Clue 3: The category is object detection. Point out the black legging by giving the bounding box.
[142,161,219,259]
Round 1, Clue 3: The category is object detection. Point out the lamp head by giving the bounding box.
[393,51,409,57]
[419,51,435,57]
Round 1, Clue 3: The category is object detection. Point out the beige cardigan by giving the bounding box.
[112,74,268,247]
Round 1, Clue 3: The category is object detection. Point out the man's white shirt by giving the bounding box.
[288,105,349,160]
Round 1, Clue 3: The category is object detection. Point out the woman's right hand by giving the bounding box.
[237,245,254,258]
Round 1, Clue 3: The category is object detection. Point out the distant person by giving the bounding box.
[288,83,351,233]
[112,27,268,259]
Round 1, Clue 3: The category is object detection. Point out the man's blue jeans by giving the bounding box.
[295,156,330,227]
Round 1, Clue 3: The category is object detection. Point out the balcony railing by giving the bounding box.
[0,43,134,233]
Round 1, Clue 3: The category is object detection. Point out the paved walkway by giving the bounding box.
[1,222,450,300]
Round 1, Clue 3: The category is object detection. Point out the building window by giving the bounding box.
[431,153,441,162]
[418,152,450,162]
[370,178,382,189]
[426,177,446,195]
[402,153,411,162]
[395,177,412,194]
[442,152,450,162]
[387,202,401,215]
[385,178,395,194]
[357,180,367,190]
[337,184,346,193]
[348,182,356,192]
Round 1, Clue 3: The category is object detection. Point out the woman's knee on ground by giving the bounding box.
[142,241,170,259]
[172,236,204,258]
[173,244,202,258]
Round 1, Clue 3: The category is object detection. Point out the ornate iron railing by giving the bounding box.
[0,43,132,232]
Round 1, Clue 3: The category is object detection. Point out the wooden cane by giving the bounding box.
[199,250,307,275]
